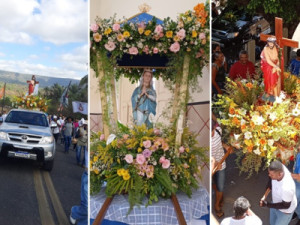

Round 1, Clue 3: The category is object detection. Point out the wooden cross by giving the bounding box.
[260,17,299,89]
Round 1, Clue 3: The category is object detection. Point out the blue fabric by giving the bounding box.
[295,182,300,219]
[199,205,210,225]
[71,171,88,225]
[90,219,129,225]
[213,169,226,192]
[64,135,72,152]
[76,145,86,165]
[290,59,300,77]
[294,153,300,174]
[126,12,163,25]
[131,86,156,128]
[270,207,293,225]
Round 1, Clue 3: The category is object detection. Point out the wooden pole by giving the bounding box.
[1,83,6,115]
[171,194,187,225]
[92,196,114,225]
[96,53,110,138]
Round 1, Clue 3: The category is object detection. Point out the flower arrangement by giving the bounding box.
[214,75,300,176]
[90,124,208,211]
[90,3,209,82]
[12,95,49,112]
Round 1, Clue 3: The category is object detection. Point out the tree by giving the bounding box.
[226,0,300,37]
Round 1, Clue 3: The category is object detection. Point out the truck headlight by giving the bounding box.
[227,32,239,39]
[0,132,7,140]
[40,136,54,144]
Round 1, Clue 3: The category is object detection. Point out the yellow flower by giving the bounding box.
[123,173,130,180]
[138,27,144,34]
[144,30,151,36]
[117,158,121,164]
[123,31,130,38]
[94,168,100,174]
[104,28,112,35]
[93,156,99,162]
[121,169,128,176]
[291,132,297,139]
[186,148,190,153]
[138,147,143,153]
[166,31,173,38]
[192,30,197,38]
[187,17,192,22]
[271,146,277,152]
[117,169,123,176]
[244,139,252,146]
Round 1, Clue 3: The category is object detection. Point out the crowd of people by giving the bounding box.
[211,42,300,99]
[49,114,88,167]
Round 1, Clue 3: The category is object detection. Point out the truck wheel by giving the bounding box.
[42,160,54,171]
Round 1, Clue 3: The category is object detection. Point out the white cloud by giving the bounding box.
[0,52,5,57]
[59,44,88,72]
[0,0,87,45]
[29,54,38,59]
[0,59,83,79]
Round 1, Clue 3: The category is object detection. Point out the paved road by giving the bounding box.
[213,154,299,225]
[0,140,84,224]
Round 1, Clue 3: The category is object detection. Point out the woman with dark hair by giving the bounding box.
[212,51,226,96]
[261,37,283,99]
[211,116,232,218]
[131,68,157,128]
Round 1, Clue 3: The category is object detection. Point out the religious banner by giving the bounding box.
[72,101,88,115]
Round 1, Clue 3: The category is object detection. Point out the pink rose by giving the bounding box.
[199,32,206,40]
[176,29,186,40]
[153,128,161,135]
[162,159,170,169]
[162,142,169,151]
[123,134,129,140]
[104,41,116,51]
[136,154,146,165]
[112,23,120,31]
[169,42,180,53]
[154,25,163,34]
[179,146,185,153]
[143,149,152,158]
[100,134,105,141]
[90,24,99,32]
[124,154,133,164]
[153,47,159,54]
[150,145,158,151]
[159,156,166,164]
[143,140,152,148]
[129,47,138,55]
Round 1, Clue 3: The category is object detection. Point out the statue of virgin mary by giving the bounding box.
[131,69,157,128]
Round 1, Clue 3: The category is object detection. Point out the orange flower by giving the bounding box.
[232,117,240,126]
[250,121,255,129]
[247,144,253,152]
[229,107,235,115]
[241,124,246,130]
[259,139,266,146]
[245,83,253,89]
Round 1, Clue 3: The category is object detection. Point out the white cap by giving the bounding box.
[53,115,57,119]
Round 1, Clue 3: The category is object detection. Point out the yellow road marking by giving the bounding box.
[33,169,55,225]
[43,171,69,225]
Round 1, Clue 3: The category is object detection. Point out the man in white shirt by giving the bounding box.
[260,160,297,225]
[221,196,262,225]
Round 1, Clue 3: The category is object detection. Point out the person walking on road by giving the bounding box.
[260,160,297,225]
[76,120,88,167]
[63,117,74,153]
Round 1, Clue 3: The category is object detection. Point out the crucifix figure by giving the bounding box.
[27,75,39,95]
[260,17,299,92]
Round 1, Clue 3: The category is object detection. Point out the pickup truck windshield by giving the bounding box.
[5,111,49,127]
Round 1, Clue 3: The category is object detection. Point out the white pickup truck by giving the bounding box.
[0,109,56,171]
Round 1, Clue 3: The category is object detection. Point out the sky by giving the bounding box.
[0,0,88,80]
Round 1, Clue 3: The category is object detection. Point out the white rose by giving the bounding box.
[244,131,252,140]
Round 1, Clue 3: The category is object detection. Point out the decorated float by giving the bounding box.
[90,2,209,225]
